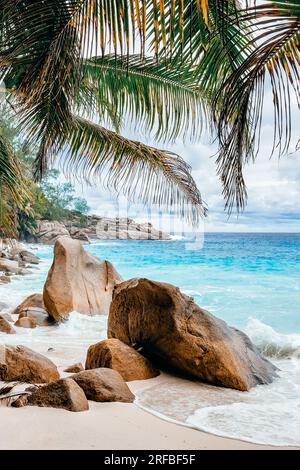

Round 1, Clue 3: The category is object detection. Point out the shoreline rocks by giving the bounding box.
[86,338,159,381]
[43,238,122,321]
[25,215,170,244]
[13,378,89,412]
[108,278,278,392]
[71,368,134,403]
[0,345,60,383]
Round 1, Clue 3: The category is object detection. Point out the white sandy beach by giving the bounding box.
[0,394,294,450]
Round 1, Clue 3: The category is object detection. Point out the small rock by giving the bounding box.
[86,338,159,381]
[64,363,84,373]
[15,317,37,329]
[0,315,16,334]
[12,293,44,316]
[71,368,134,403]
[0,258,29,275]
[19,250,40,265]
[12,378,89,412]
[18,308,55,327]
[0,275,11,284]
[47,347,55,352]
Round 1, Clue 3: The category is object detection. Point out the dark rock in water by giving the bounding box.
[12,378,89,412]
[43,237,122,321]
[71,368,134,403]
[0,315,16,334]
[64,363,84,373]
[0,345,60,383]
[19,250,40,265]
[12,293,45,316]
[108,278,278,392]
[86,338,159,381]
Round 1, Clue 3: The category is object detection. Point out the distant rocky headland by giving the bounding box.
[26,215,171,244]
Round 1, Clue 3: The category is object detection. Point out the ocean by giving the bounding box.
[1,233,300,446]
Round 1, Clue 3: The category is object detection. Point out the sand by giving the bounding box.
[0,377,296,450]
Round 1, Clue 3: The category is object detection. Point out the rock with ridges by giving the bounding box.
[35,220,70,244]
[12,378,89,412]
[108,278,278,392]
[43,237,122,321]
[86,338,159,381]
[0,315,16,334]
[0,345,60,383]
[71,368,134,403]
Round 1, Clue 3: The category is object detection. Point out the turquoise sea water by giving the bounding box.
[1,233,300,446]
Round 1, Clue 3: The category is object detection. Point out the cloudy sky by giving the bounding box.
[69,85,300,234]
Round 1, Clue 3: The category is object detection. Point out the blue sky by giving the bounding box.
[69,83,300,234]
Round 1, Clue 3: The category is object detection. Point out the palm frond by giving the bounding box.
[80,54,209,142]
[59,115,207,224]
[215,0,300,212]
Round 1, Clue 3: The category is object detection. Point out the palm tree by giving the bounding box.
[0,128,28,236]
[0,1,299,221]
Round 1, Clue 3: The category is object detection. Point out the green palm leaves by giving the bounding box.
[0,130,28,235]
[0,1,299,221]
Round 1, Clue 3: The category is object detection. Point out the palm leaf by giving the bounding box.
[58,115,207,224]
[215,0,300,212]
[80,54,209,142]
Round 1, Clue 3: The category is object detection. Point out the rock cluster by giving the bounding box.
[0,240,40,284]
[0,233,279,415]
[26,215,170,244]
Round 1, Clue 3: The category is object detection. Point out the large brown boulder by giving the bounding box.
[71,368,134,403]
[86,339,159,381]
[12,378,89,412]
[43,238,122,321]
[0,315,16,334]
[0,345,60,383]
[12,293,45,316]
[108,278,278,392]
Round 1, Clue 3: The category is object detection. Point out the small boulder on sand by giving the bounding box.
[0,315,16,334]
[12,378,89,412]
[71,368,134,403]
[64,363,84,373]
[0,345,60,383]
[86,338,159,381]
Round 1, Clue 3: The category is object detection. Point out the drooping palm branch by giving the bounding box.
[0,128,29,235]
[214,0,300,212]
[0,0,215,223]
